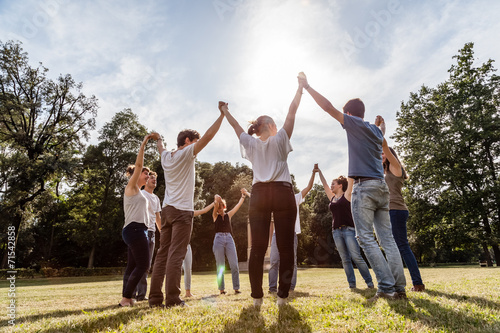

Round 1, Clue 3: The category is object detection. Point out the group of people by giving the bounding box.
[119,72,424,308]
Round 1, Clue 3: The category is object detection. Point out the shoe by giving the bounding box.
[149,303,165,308]
[219,291,226,295]
[368,292,398,302]
[136,297,148,301]
[277,297,287,306]
[118,302,131,307]
[165,301,188,308]
[411,284,425,292]
[253,298,263,307]
[234,290,241,294]
[396,291,407,299]
[367,285,375,289]
[268,289,277,294]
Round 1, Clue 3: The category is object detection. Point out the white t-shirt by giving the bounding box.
[239,128,293,184]
[161,143,196,211]
[294,192,304,234]
[141,189,162,232]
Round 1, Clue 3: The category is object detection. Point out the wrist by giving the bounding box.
[304,84,310,90]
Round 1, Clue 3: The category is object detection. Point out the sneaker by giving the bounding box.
[368,292,398,302]
[367,284,375,289]
[411,284,425,292]
[277,297,287,306]
[234,290,241,294]
[166,301,188,308]
[253,298,263,307]
[136,296,148,302]
[396,291,407,299]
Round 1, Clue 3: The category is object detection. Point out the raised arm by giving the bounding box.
[194,202,215,217]
[227,188,247,218]
[193,109,225,156]
[316,166,334,201]
[283,78,304,139]
[219,101,244,139]
[345,178,354,202]
[383,139,402,177]
[301,167,317,198]
[299,73,344,124]
[125,134,151,197]
[155,134,166,156]
[375,115,386,136]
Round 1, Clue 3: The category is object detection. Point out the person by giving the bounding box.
[379,122,425,292]
[316,166,374,289]
[119,133,157,307]
[134,171,162,301]
[149,109,225,308]
[182,202,215,298]
[212,189,249,295]
[299,73,406,300]
[219,75,303,307]
[268,168,317,293]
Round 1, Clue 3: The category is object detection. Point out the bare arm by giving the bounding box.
[125,134,151,197]
[345,178,354,202]
[283,80,304,139]
[317,167,334,201]
[382,139,402,177]
[219,101,244,139]
[193,110,225,156]
[194,202,215,217]
[299,73,344,124]
[301,168,317,198]
[155,212,161,231]
[156,137,166,156]
[375,115,386,136]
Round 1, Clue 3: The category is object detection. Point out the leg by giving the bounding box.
[149,207,172,306]
[343,227,374,288]
[290,233,298,290]
[213,233,226,291]
[268,233,279,292]
[135,230,154,300]
[121,223,150,299]
[333,228,357,288]
[183,244,193,295]
[389,210,423,286]
[225,234,240,291]
[351,181,396,293]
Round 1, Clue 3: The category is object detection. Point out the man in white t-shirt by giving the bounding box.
[149,109,224,308]
[134,172,162,301]
[268,168,317,293]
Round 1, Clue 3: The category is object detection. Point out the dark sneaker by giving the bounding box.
[368,292,398,302]
[411,284,425,292]
[396,291,407,299]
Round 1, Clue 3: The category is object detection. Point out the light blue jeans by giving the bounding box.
[212,233,240,291]
[332,226,373,288]
[351,180,406,293]
[182,244,192,290]
[269,232,298,292]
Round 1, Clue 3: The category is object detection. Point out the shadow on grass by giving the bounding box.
[424,289,500,310]
[387,289,500,332]
[3,275,123,288]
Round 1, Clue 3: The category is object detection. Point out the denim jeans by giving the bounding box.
[332,226,373,288]
[269,232,298,292]
[122,222,149,299]
[149,206,193,306]
[213,232,240,291]
[351,180,406,293]
[390,210,423,286]
[248,182,297,299]
[134,230,155,299]
[182,244,192,290]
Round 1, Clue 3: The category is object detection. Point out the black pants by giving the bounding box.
[122,222,149,298]
[248,182,297,299]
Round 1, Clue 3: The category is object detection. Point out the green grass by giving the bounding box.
[1,267,499,332]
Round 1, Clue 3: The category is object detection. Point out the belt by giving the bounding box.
[334,225,350,230]
[352,177,381,184]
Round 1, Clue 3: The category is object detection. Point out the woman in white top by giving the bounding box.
[119,133,157,307]
[218,75,304,306]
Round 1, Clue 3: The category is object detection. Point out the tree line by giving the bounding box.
[1,41,498,271]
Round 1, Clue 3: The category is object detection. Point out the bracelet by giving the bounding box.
[304,84,310,90]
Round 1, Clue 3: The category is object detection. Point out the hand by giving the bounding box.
[297,72,309,89]
[218,101,228,113]
[313,163,319,173]
[375,115,384,127]
[150,132,160,140]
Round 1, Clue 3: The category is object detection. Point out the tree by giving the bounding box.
[393,43,500,265]
[0,40,98,268]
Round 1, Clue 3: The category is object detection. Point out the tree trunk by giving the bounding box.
[87,245,95,269]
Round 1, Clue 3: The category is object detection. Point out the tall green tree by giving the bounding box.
[0,41,98,268]
[393,43,500,265]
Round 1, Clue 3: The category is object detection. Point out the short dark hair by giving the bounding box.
[177,129,200,147]
[343,98,365,118]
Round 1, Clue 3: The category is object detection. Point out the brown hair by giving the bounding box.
[248,115,275,136]
[149,171,158,178]
[126,165,150,178]
[383,147,409,179]
[343,98,365,118]
[333,175,348,192]
[177,129,200,147]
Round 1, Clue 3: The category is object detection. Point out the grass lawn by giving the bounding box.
[1,266,499,332]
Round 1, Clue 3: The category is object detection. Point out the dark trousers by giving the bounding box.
[149,206,193,306]
[248,182,296,299]
[122,222,149,298]
[134,230,155,299]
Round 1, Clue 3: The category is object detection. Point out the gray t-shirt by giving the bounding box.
[343,114,384,179]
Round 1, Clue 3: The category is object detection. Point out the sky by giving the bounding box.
[1,0,500,189]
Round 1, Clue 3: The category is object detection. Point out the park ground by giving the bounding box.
[1,266,499,332]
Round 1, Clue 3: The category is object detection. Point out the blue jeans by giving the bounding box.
[351,180,406,293]
[122,222,149,299]
[182,244,192,290]
[213,233,240,290]
[134,230,155,299]
[332,226,373,288]
[269,232,298,292]
[390,210,423,286]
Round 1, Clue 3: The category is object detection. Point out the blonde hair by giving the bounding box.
[248,115,275,136]
[126,165,150,178]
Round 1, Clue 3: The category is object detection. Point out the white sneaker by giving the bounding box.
[253,298,263,307]
[277,296,287,306]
